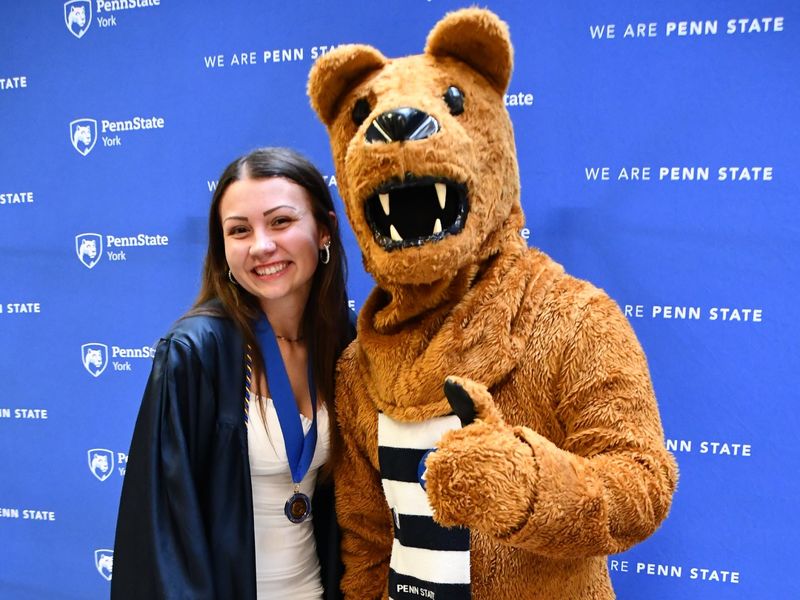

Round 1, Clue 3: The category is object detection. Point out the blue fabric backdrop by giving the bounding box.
[1,1,798,598]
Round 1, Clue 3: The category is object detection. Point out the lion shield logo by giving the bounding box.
[94,549,114,581]
[70,118,97,156]
[75,233,103,269]
[87,449,115,482]
[64,1,92,38]
[82,343,109,378]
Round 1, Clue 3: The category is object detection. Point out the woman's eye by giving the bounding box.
[228,226,248,236]
[272,216,294,227]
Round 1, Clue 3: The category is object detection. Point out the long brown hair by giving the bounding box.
[188,147,351,446]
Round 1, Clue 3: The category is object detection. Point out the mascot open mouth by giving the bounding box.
[365,177,468,250]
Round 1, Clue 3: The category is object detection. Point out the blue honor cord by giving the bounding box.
[254,316,317,523]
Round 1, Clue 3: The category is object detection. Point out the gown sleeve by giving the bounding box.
[111,335,219,599]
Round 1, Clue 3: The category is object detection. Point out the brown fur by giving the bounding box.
[309,8,677,599]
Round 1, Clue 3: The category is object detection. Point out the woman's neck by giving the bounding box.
[260,297,306,340]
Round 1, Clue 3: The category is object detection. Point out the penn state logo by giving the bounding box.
[75,233,103,269]
[417,448,435,491]
[64,1,92,38]
[87,449,115,482]
[94,549,114,581]
[70,118,97,156]
[81,343,108,377]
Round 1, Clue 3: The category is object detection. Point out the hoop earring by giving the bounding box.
[319,241,331,265]
[228,268,239,285]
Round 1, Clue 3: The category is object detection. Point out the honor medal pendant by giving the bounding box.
[285,485,312,523]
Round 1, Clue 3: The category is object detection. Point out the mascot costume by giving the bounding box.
[308,8,677,600]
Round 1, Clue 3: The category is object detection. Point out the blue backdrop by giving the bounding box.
[1,1,798,598]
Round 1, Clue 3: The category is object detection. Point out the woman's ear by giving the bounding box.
[318,210,336,245]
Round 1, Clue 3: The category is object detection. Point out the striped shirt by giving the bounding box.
[378,413,471,600]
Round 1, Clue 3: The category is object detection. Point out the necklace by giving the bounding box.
[274,334,304,342]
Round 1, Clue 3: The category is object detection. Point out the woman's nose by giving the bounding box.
[250,230,277,255]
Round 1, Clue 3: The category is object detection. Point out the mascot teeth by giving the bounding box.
[380,193,391,216]
[435,182,446,210]
[364,178,468,251]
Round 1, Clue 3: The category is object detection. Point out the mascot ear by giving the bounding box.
[308,44,387,126]
[425,8,513,94]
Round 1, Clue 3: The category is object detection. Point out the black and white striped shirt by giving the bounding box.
[378,413,471,600]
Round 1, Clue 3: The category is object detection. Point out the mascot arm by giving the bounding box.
[335,364,394,599]
[425,294,677,558]
[520,294,678,557]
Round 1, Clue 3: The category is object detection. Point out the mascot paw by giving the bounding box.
[424,377,536,536]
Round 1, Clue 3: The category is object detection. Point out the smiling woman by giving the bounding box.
[221,177,326,317]
[112,147,352,600]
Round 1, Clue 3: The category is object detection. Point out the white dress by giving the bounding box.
[247,396,330,600]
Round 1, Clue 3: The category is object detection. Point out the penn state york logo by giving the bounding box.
[94,549,114,581]
[82,343,108,377]
[70,118,97,156]
[87,448,114,482]
[64,1,92,38]
[75,233,103,269]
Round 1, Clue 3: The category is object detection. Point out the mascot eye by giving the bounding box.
[352,98,372,126]
[443,86,465,116]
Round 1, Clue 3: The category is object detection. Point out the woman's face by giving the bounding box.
[219,176,328,315]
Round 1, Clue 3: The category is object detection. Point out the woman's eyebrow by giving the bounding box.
[222,205,301,224]
[263,205,299,216]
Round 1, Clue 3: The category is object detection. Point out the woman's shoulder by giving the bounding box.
[162,301,242,353]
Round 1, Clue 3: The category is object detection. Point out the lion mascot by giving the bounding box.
[308,8,677,599]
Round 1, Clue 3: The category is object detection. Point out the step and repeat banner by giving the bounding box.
[1,1,797,598]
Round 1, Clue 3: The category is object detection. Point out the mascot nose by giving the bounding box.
[366,107,440,143]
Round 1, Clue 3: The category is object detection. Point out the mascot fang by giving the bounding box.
[309,8,677,600]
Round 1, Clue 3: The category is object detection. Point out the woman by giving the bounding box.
[112,147,352,599]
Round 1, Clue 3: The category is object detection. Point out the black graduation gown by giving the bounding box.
[111,311,342,599]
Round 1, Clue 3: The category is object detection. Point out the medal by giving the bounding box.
[285,486,312,523]
[255,316,318,524]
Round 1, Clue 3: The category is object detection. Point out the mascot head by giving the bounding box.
[308,9,524,288]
